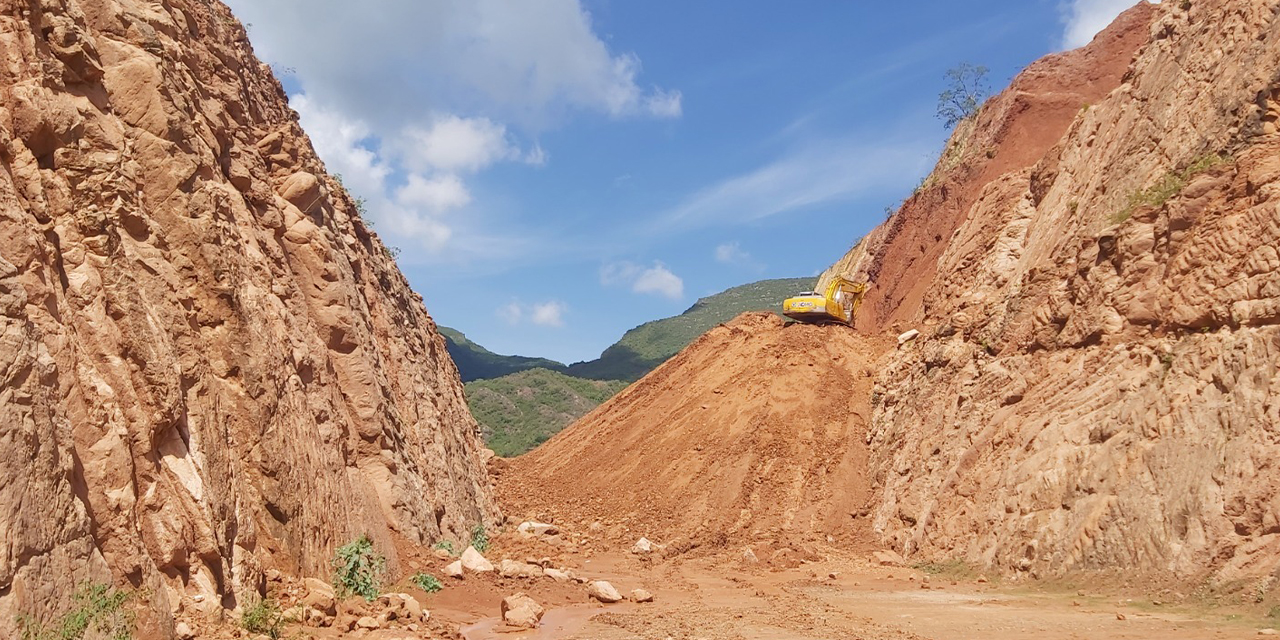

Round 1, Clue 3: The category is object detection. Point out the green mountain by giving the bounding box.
[465,369,628,457]
[438,326,566,382]
[566,277,812,381]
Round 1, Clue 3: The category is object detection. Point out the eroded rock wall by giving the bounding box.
[0,0,497,633]
[842,0,1280,582]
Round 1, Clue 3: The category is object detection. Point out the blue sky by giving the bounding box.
[225,0,1145,364]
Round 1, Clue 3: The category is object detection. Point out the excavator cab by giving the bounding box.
[782,276,867,325]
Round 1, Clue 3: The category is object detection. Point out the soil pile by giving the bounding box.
[501,313,894,549]
[0,0,496,635]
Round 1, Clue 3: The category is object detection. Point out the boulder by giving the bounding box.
[461,546,494,573]
[279,171,323,214]
[897,329,920,345]
[630,588,654,603]
[445,560,464,578]
[873,550,904,566]
[396,593,424,621]
[500,593,544,629]
[355,615,379,630]
[587,580,623,603]
[499,559,544,579]
[174,622,195,640]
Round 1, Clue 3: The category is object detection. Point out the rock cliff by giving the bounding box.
[0,0,497,634]
[825,0,1280,584]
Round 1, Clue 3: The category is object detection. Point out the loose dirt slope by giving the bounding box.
[502,313,894,547]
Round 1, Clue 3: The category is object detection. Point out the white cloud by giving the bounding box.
[715,241,750,264]
[1060,0,1148,50]
[225,0,681,127]
[497,301,523,325]
[395,174,471,213]
[498,300,567,327]
[601,261,683,299]
[396,116,521,174]
[530,302,567,327]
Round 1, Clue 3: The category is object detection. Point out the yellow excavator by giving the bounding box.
[782,276,868,325]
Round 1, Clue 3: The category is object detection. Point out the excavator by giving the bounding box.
[782,276,867,325]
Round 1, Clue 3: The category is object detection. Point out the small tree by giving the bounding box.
[936,63,990,129]
[332,535,386,601]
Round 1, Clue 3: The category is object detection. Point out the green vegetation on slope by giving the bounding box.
[566,277,812,381]
[466,368,628,457]
[439,326,566,382]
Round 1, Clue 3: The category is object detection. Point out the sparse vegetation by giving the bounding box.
[470,524,490,553]
[18,582,134,640]
[432,539,457,556]
[332,534,386,601]
[936,63,990,129]
[411,572,444,593]
[1111,153,1231,224]
[240,596,285,640]
[915,559,977,579]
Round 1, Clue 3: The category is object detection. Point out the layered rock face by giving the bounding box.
[0,0,497,634]
[827,0,1280,582]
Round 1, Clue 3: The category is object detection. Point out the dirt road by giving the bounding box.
[452,547,1271,640]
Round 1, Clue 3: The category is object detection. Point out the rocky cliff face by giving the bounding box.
[826,0,1280,584]
[0,0,497,634]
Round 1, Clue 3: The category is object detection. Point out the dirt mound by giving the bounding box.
[500,312,894,549]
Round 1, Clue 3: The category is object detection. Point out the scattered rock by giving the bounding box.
[741,548,760,564]
[499,559,545,579]
[461,546,495,573]
[873,550,904,566]
[1116,613,1127,621]
[501,593,545,629]
[630,588,654,603]
[356,615,380,630]
[544,567,573,582]
[396,593,424,621]
[976,574,989,584]
[445,560,464,579]
[897,329,920,345]
[631,537,654,554]
[174,622,195,640]
[828,571,839,579]
[517,521,559,536]
[587,580,623,603]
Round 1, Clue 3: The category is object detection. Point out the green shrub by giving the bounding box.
[410,572,443,593]
[332,534,386,601]
[469,524,490,553]
[18,582,134,640]
[432,540,457,556]
[1111,153,1230,224]
[240,596,284,640]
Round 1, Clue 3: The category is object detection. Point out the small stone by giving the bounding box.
[356,615,380,630]
[741,548,760,564]
[587,580,623,603]
[630,588,654,603]
[828,572,839,579]
[501,593,544,629]
[517,521,559,536]
[1259,629,1278,636]
[174,622,195,640]
[499,559,544,579]
[1116,613,1127,621]
[976,574,989,583]
[631,537,654,554]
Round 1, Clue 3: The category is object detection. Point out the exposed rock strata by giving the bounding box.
[825,0,1280,582]
[0,0,497,634]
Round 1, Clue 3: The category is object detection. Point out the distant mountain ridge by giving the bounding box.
[439,326,566,382]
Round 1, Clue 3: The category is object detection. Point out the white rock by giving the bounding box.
[445,560,464,578]
[897,329,920,345]
[631,537,653,554]
[460,546,494,573]
[543,567,573,582]
[501,593,544,629]
[587,580,623,603]
[629,588,654,603]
